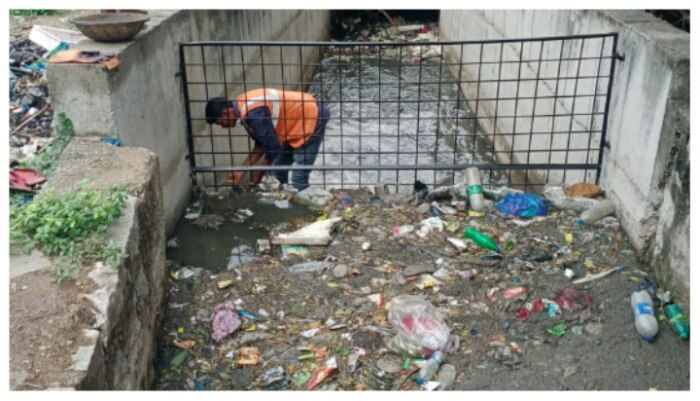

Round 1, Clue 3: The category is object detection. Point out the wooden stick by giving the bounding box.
[11,104,49,135]
[379,10,398,28]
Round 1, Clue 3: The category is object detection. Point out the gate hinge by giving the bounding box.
[615,53,625,62]
[604,140,611,149]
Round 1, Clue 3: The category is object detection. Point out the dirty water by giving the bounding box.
[306,53,508,192]
[154,189,689,391]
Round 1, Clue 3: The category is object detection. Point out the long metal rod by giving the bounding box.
[193,163,600,172]
[181,33,620,47]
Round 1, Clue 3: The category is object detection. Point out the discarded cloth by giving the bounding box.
[48,50,120,70]
[10,168,46,192]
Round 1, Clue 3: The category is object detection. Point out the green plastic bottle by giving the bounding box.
[664,303,690,339]
[463,226,501,253]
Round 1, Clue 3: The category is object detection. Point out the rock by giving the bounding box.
[361,242,372,251]
[563,365,578,379]
[436,364,457,390]
[402,264,437,277]
[376,355,403,373]
[584,322,603,336]
[332,264,349,278]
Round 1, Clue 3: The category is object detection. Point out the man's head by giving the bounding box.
[205,97,237,128]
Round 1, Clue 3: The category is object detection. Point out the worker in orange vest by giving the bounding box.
[206,88,330,190]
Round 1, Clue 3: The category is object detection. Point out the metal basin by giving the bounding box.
[71,13,149,42]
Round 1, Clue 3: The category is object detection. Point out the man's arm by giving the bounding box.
[229,107,279,187]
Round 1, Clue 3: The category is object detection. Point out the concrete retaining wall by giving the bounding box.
[10,139,165,390]
[440,10,690,306]
[48,10,330,234]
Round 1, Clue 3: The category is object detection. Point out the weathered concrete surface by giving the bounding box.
[440,10,690,308]
[10,139,166,389]
[47,10,331,234]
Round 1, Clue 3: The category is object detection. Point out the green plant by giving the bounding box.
[10,10,62,16]
[10,182,128,283]
[20,113,74,178]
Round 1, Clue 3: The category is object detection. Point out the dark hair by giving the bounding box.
[205,97,233,124]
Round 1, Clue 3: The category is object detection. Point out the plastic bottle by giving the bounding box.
[630,290,658,342]
[664,303,690,339]
[465,167,485,211]
[577,199,615,225]
[416,351,444,385]
[463,226,501,253]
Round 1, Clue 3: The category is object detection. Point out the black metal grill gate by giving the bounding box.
[179,33,620,192]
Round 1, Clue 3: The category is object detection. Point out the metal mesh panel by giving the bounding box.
[180,33,619,193]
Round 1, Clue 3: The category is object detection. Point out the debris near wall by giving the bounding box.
[153,178,688,390]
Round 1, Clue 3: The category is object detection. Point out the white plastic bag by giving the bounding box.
[387,295,451,354]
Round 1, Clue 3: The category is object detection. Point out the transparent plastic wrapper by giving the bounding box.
[387,295,453,356]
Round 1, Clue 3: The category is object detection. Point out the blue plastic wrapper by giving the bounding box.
[496,193,548,218]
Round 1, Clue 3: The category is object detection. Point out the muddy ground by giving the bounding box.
[154,187,689,391]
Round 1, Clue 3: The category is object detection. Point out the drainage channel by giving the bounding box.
[153,38,688,390]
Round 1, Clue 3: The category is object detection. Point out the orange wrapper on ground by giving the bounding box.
[307,357,337,390]
[565,183,604,198]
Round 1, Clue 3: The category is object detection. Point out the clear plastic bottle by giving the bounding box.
[465,167,485,211]
[577,199,615,225]
[630,290,658,342]
[416,351,444,385]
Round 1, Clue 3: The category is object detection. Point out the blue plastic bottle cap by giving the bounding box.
[645,336,654,343]
[576,219,584,226]
[416,377,425,385]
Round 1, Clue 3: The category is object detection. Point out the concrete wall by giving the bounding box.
[48,10,330,234]
[440,10,690,305]
[9,139,165,389]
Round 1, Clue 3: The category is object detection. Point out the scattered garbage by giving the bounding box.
[210,303,241,342]
[496,193,548,218]
[307,357,337,390]
[577,199,616,225]
[463,226,500,253]
[631,289,658,342]
[572,265,624,285]
[154,183,669,390]
[272,217,342,245]
[294,186,334,207]
[387,295,452,356]
[565,182,605,198]
[416,351,444,385]
[464,167,485,211]
[435,364,456,390]
[664,304,690,340]
[281,245,309,258]
[542,185,597,212]
[289,261,333,274]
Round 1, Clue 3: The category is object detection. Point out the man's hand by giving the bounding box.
[226,171,244,185]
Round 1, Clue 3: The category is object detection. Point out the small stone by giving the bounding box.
[584,322,603,336]
[402,264,437,277]
[361,242,372,251]
[376,355,403,374]
[563,365,578,378]
[332,264,348,278]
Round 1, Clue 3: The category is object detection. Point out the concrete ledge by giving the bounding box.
[10,139,165,389]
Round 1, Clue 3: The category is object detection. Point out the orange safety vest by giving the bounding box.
[236,88,319,148]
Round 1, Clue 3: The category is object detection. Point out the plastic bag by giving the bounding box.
[496,193,548,218]
[387,295,451,355]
